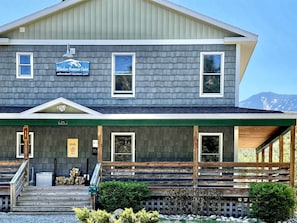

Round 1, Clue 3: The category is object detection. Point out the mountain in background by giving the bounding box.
[239,92,297,112]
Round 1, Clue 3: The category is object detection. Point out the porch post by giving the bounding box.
[261,149,265,162]
[193,126,199,187]
[97,126,103,163]
[269,143,273,182]
[279,135,284,163]
[290,125,295,187]
[256,152,259,163]
[23,125,29,185]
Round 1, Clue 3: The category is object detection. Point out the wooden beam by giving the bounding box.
[256,151,259,163]
[279,135,284,163]
[261,149,265,162]
[269,143,273,163]
[97,126,103,163]
[23,125,29,161]
[290,125,295,187]
[193,126,199,187]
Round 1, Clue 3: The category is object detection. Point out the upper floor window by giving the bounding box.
[16,132,34,158]
[112,53,135,97]
[16,52,33,79]
[200,52,224,97]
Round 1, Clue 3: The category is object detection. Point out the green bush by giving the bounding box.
[73,207,159,223]
[99,181,151,212]
[249,182,296,223]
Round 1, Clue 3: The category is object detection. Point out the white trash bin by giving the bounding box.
[36,172,53,186]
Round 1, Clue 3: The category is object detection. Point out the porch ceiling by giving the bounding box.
[239,126,284,149]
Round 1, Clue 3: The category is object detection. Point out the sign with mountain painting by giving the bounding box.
[56,59,90,76]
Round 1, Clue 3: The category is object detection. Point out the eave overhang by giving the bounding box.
[0,112,295,127]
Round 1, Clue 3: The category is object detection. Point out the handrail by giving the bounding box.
[89,162,101,209]
[10,160,29,210]
[101,161,291,189]
[90,162,101,187]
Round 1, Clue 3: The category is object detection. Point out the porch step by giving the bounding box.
[12,186,91,213]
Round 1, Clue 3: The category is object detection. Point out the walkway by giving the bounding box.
[0,213,80,223]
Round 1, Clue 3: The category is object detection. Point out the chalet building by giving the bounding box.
[0,0,296,215]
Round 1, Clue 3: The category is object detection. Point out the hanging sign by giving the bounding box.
[56,59,90,76]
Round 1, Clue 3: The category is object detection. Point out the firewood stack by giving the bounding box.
[55,168,86,185]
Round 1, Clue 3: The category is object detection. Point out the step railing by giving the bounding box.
[89,162,101,209]
[10,160,29,211]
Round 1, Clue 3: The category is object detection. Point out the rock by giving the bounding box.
[113,208,123,218]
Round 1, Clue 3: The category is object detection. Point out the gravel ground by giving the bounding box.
[1,212,297,223]
[0,213,80,223]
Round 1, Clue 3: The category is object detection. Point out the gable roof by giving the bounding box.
[0,0,257,80]
[21,97,100,115]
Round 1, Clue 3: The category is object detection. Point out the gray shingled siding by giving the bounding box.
[0,126,233,176]
[0,44,236,107]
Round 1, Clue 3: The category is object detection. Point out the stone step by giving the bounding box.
[13,185,92,213]
[12,205,91,213]
[23,186,89,191]
[18,195,89,201]
[16,200,90,206]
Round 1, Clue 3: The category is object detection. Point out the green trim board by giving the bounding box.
[0,119,295,127]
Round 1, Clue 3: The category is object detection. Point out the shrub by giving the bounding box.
[249,182,295,223]
[73,207,158,223]
[99,181,151,212]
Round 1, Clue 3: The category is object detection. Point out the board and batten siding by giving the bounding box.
[0,44,236,107]
[1,0,239,40]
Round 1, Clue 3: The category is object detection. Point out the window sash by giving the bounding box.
[111,132,135,175]
[112,53,135,97]
[198,133,223,162]
[16,53,33,78]
[200,52,224,97]
[16,132,34,158]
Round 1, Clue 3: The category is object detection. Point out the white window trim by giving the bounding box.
[16,132,34,158]
[111,132,135,162]
[111,53,136,98]
[111,132,135,175]
[199,52,224,98]
[16,52,34,79]
[198,132,223,162]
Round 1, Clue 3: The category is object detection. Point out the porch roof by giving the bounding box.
[0,105,283,114]
[0,106,295,149]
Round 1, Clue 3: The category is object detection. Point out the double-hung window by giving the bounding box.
[112,53,135,97]
[198,133,223,175]
[200,52,224,97]
[16,132,34,158]
[16,52,33,79]
[199,133,223,162]
[111,132,135,175]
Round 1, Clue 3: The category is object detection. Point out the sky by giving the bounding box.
[0,0,296,101]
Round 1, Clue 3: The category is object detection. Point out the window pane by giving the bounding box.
[115,75,132,91]
[201,136,219,154]
[115,56,132,74]
[201,155,220,162]
[20,55,31,65]
[114,154,132,162]
[115,136,132,153]
[203,55,221,73]
[203,75,220,93]
[20,66,31,75]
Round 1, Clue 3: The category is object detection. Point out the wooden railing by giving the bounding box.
[0,161,22,196]
[10,160,29,210]
[101,161,290,194]
[89,163,101,209]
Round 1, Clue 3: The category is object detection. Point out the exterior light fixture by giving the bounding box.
[63,44,74,58]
